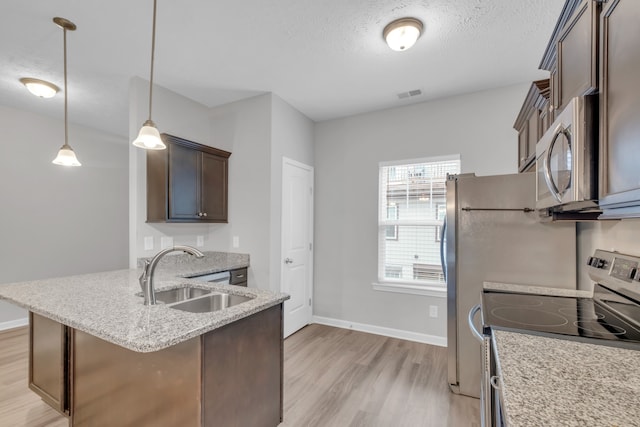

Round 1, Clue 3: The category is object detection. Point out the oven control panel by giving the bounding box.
[610,257,639,282]
[589,250,640,301]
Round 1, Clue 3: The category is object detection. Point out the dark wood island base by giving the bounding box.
[30,304,283,427]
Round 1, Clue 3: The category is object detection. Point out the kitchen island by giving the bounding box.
[0,252,289,427]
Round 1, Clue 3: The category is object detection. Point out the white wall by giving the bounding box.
[313,83,528,341]
[269,95,315,292]
[0,106,129,327]
[209,94,272,289]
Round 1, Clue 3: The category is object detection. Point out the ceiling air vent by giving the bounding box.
[397,89,422,100]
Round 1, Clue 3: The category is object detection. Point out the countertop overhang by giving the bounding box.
[0,252,289,353]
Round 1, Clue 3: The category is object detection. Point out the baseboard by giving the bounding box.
[0,317,28,331]
[311,315,447,347]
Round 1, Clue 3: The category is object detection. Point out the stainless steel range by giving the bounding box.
[472,249,640,426]
[482,285,640,347]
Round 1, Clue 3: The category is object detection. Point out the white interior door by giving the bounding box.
[281,158,313,338]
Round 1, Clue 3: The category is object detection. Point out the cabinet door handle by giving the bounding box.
[236,274,245,278]
[203,212,207,217]
[197,212,202,217]
[284,258,293,264]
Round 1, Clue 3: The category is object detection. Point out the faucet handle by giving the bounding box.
[139,259,150,288]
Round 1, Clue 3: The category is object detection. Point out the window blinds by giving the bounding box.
[378,157,460,285]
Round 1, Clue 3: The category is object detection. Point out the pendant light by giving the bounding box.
[132,0,166,150]
[52,17,81,167]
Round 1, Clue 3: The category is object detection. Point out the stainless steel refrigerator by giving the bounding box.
[444,173,576,398]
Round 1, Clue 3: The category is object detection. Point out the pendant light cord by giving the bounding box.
[63,26,68,146]
[148,0,157,121]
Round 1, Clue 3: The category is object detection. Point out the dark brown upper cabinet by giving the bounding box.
[556,0,600,112]
[147,134,231,223]
[514,79,550,173]
[598,0,640,216]
[539,0,585,122]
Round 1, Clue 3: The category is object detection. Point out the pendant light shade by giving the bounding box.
[52,17,81,167]
[52,144,81,166]
[133,0,166,150]
[133,119,165,149]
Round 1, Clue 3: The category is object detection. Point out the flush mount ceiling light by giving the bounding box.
[51,17,81,167]
[383,17,423,51]
[133,0,166,150]
[19,77,59,98]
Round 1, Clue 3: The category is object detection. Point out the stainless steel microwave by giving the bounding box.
[536,95,598,212]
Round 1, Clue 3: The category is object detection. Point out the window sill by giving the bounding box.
[372,282,447,298]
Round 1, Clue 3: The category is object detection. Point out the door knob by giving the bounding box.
[284,258,293,264]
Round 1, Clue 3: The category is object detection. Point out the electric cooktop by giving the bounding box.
[481,249,640,349]
[482,286,640,345]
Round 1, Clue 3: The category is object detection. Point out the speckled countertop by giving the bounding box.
[493,330,640,427]
[0,251,289,353]
[136,250,249,276]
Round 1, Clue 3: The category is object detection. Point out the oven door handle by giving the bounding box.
[468,304,484,343]
[543,126,571,203]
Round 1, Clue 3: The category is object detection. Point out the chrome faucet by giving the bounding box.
[139,245,205,305]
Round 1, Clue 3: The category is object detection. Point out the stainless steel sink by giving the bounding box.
[169,292,254,313]
[153,286,212,304]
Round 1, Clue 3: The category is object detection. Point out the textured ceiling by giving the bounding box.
[0,0,564,137]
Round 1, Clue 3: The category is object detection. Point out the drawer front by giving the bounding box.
[230,268,248,285]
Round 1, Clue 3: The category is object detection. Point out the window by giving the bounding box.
[376,155,460,295]
[385,205,398,240]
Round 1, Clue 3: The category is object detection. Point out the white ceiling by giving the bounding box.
[0,0,564,138]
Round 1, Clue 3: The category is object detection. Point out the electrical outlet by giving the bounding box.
[144,236,154,250]
[196,235,204,247]
[233,236,239,248]
[429,305,438,318]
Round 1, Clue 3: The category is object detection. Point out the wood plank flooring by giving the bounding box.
[0,327,67,427]
[281,324,479,427]
[0,324,479,427]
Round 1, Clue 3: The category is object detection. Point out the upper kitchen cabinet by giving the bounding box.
[514,79,550,172]
[556,0,600,112]
[147,134,231,223]
[539,0,591,120]
[598,0,640,218]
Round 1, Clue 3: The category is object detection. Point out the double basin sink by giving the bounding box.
[152,286,254,313]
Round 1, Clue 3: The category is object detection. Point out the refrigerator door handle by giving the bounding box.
[440,216,447,282]
[468,304,484,343]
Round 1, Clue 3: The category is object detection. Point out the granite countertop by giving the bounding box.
[493,330,640,427]
[0,251,289,353]
[136,251,250,276]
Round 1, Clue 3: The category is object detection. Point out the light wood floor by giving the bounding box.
[0,324,479,427]
[281,325,479,427]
